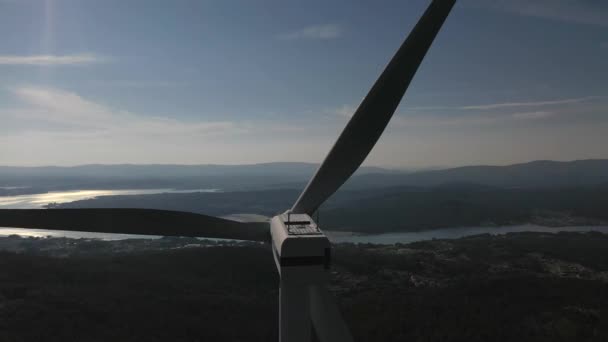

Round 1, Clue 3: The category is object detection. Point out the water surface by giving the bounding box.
[0,188,218,209]
[0,227,161,240]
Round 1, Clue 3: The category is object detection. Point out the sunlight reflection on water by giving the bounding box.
[0,188,220,240]
[0,227,161,240]
[0,188,218,209]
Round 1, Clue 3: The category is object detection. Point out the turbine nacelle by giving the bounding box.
[270,212,334,342]
[270,212,331,281]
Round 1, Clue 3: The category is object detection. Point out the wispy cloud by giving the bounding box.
[6,86,240,137]
[0,86,338,165]
[407,96,603,113]
[278,24,342,41]
[393,110,555,127]
[461,96,600,110]
[330,99,560,127]
[2,86,317,145]
[87,80,185,88]
[397,95,608,127]
[0,53,103,66]
[329,104,356,118]
[476,0,608,27]
[510,111,554,120]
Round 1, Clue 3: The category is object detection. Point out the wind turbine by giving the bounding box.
[0,1,456,341]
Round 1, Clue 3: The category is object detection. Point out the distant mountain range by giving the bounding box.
[7,159,604,233]
[0,162,390,179]
[1,159,608,195]
[345,159,608,190]
[0,162,392,194]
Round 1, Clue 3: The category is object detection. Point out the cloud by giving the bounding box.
[394,111,552,127]
[510,111,554,120]
[0,86,332,165]
[407,96,604,113]
[330,100,559,128]
[2,87,607,167]
[88,80,185,88]
[330,92,608,131]
[330,106,504,128]
[9,86,310,136]
[0,54,103,66]
[460,96,600,110]
[6,86,241,137]
[400,94,608,126]
[278,24,342,41]
[476,0,608,27]
[330,104,356,118]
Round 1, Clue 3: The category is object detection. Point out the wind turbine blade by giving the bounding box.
[310,285,354,342]
[0,209,269,242]
[291,0,456,215]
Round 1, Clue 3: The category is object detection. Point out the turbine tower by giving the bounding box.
[0,1,457,341]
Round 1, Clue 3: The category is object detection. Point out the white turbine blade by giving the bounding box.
[0,208,269,242]
[291,0,457,215]
[310,285,354,342]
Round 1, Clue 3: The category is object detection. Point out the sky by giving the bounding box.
[0,0,607,169]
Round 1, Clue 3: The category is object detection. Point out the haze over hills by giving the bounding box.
[345,159,608,190]
[2,159,608,195]
[45,159,608,233]
[0,162,391,179]
[0,162,393,194]
[3,159,608,232]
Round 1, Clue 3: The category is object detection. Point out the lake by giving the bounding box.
[0,188,218,209]
[0,187,217,240]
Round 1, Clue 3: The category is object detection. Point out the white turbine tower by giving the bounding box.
[0,1,457,341]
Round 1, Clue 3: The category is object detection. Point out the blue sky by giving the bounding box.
[0,0,607,168]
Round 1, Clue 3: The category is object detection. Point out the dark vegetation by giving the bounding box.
[1,232,607,341]
[321,185,608,232]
